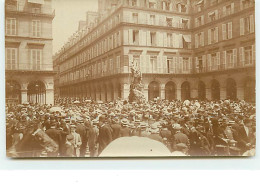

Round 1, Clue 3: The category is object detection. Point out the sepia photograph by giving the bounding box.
[5,0,256,158]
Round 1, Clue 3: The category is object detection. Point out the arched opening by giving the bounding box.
[27,81,46,104]
[198,81,206,100]
[148,81,160,101]
[244,78,255,102]
[165,81,176,101]
[211,80,220,100]
[181,81,190,101]
[226,78,237,100]
[6,80,21,105]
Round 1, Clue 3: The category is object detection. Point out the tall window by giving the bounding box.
[167,33,172,47]
[149,2,156,8]
[240,15,254,35]
[116,56,120,72]
[226,50,233,68]
[162,1,170,10]
[183,57,189,72]
[245,46,253,65]
[30,49,42,70]
[208,27,218,44]
[6,18,16,36]
[150,56,157,73]
[5,48,18,70]
[133,30,139,45]
[166,18,172,27]
[222,22,232,40]
[133,13,138,24]
[32,20,41,37]
[150,15,155,25]
[150,32,156,46]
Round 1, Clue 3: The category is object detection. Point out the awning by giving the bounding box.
[28,0,44,5]
[196,0,204,5]
[183,35,191,42]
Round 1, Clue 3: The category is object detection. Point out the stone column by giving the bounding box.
[220,86,226,100]
[46,89,54,105]
[190,82,198,99]
[205,87,211,100]
[176,83,182,100]
[237,86,244,100]
[160,84,165,100]
[21,89,28,104]
[122,83,130,100]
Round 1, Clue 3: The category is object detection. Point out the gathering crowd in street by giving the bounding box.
[6,97,256,157]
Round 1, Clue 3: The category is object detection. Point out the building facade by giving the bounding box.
[54,0,255,103]
[5,0,55,105]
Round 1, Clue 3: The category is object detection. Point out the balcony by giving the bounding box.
[5,63,53,72]
[5,4,55,17]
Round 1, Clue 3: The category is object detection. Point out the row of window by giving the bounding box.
[124,11,190,29]
[125,0,188,13]
[196,45,255,72]
[194,15,254,48]
[195,0,254,13]
[124,30,191,48]
[6,18,41,37]
[5,48,46,70]
[60,31,122,73]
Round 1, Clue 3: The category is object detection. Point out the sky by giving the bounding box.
[52,0,98,54]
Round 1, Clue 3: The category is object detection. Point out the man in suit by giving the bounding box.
[76,119,88,157]
[45,121,62,157]
[97,118,113,155]
[70,124,82,157]
[172,124,190,153]
[110,118,121,140]
[119,119,130,137]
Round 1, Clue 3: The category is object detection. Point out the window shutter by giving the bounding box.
[162,56,167,73]
[240,47,245,66]
[147,31,151,46]
[139,30,142,45]
[142,31,147,46]
[223,51,227,69]
[215,27,218,42]
[223,6,227,16]
[240,18,245,35]
[37,21,41,37]
[252,44,255,64]
[195,18,198,27]
[146,55,150,73]
[179,34,183,48]
[208,29,211,45]
[129,54,133,68]
[207,54,211,71]
[231,3,234,14]
[123,30,128,45]
[157,56,162,73]
[147,14,151,25]
[202,55,206,72]
[222,24,227,40]
[201,15,204,25]
[201,32,204,46]
[140,55,145,73]
[129,29,133,45]
[228,22,232,39]
[195,34,198,48]
[172,33,177,48]
[189,57,192,73]
[233,48,237,68]
[159,32,164,47]
[195,57,199,72]
[155,15,159,25]
[250,15,254,33]
[163,32,167,47]
[215,10,218,20]
[217,52,220,69]
[179,57,183,73]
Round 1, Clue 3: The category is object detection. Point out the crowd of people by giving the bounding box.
[6,97,256,157]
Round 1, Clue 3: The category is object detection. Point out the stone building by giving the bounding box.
[54,0,255,102]
[5,0,55,105]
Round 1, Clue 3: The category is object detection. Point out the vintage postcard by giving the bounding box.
[5,0,256,158]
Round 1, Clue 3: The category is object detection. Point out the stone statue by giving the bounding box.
[128,60,146,103]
